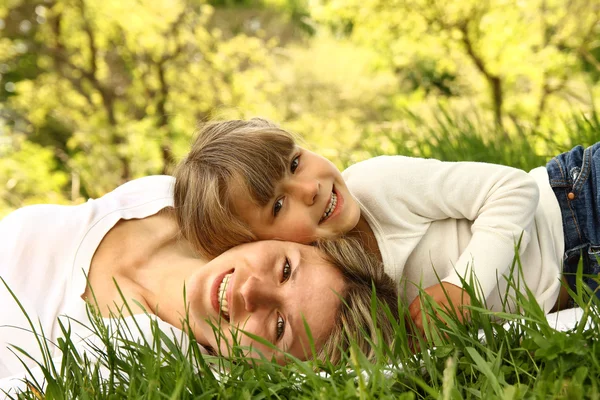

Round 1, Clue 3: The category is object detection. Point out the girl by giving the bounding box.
[174,118,598,329]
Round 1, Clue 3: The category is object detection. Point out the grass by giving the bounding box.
[363,107,598,170]
[2,108,600,399]
[4,261,600,399]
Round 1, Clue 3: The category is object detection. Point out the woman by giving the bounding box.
[0,175,398,394]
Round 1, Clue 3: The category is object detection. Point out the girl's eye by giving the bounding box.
[276,314,285,341]
[273,198,283,217]
[290,156,300,174]
[282,258,291,282]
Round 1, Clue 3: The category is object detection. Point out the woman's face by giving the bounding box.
[186,240,345,363]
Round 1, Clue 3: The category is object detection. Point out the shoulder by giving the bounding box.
[95,175,176,210]
[107,175,175,198]
[343,155,533,184]
[342,155,436,196]
[343,155,414,174]
[343,155,440,180]
[0,204,68,238]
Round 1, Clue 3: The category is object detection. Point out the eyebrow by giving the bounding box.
[291,254,301,284]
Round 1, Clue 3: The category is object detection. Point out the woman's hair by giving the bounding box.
[313,236,398,365]
[173,118,296,258]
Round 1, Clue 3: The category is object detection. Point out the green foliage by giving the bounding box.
[1,0,283,203]
[311,0,600,129]
[1,0,599,212]
[0,132,68,217]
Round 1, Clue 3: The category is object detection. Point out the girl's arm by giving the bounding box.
[343,155,540,300]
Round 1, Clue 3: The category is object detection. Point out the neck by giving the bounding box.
[348,215,383,263]
[139,257,204,328]
[121,210,208,327]
[87,209,211,340]
[140,254,207,318]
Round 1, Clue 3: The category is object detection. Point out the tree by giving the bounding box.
[1,0,280,205]
[311,0,600,131]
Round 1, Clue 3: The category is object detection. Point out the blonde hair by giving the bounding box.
[173,118,296,258]
[314,237,398,365]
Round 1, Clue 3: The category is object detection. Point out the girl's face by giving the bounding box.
[232,147,361,243]
[186,240,344,363]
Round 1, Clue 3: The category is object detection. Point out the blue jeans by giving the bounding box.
[546,142,600,299]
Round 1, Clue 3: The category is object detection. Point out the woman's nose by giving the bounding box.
[288,179,319,205]
[240,276,276,313]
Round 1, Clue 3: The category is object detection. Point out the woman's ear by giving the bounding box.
[205,344,216,356]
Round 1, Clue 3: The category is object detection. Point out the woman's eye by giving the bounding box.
[276,314,285,340]
[290,156,300,173]
[282,258,291,282]
[273,198,283,217]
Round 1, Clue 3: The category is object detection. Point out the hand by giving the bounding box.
[408,282,471,335]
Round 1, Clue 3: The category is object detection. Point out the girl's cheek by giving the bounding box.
[284,224,318,243]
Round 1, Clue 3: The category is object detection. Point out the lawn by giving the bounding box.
[3,110,600,399]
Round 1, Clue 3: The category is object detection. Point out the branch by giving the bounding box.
[560,86,590,105]
[580,48,600,72]
[155,8,191,173]
[534,72,568,127]
[47,2,127,181]
[77,0,98,76]
[160,8,189,64]
[47,6,116,125]
[459,23,490,78]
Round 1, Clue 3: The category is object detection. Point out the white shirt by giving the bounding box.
[0,176,198,394]
[343,156,565,312]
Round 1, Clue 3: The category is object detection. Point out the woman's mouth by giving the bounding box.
[320,187,341,223]
[218,273,232,319]
[211,269,234,321]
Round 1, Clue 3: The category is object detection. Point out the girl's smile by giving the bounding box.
[319,186,344,224]
[232,147,361,243]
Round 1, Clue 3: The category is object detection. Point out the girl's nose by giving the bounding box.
[240,275,276,313]
[288,179,319,205]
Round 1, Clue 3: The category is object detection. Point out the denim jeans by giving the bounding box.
[546,142,600,298]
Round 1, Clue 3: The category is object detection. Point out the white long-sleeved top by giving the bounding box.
[342,156,565,312]
[0,176,201,395]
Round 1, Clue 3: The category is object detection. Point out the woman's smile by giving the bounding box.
[211,268,234,321]
[217,273,232,318]
[188,240,344,362]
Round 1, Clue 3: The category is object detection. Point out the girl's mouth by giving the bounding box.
[320,187,340,223]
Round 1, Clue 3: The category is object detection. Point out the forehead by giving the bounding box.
[226,143,297,206]
[287,246,344,357]
[228,175,273,226]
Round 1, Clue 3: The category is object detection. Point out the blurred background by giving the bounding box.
[1,0,599,216]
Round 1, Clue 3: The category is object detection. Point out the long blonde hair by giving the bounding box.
[314,237,398,364]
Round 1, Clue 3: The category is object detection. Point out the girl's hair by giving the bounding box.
[173,118,296,258]
[314,236,398,365]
